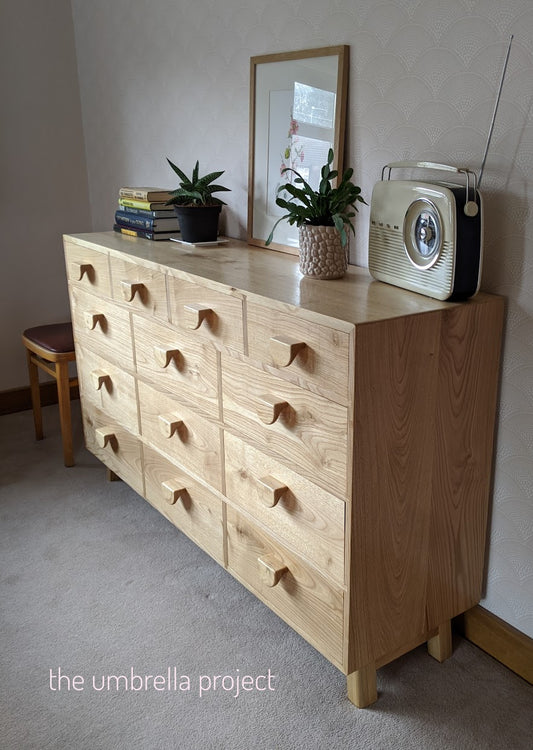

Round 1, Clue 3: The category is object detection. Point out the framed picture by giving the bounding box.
[248,46,349,254]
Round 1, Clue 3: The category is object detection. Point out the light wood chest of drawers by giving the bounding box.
[64,232,504,707]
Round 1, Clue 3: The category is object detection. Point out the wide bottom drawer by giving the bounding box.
[83,406,143,496]
[143,444,224,564]
[226,506,344,669]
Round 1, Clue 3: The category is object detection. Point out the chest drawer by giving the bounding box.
[247,302,351,405]
[226,506,344,668]
[76,346,138,433]
[109,255,168,321]
[83,406,143,496]
[70,286,134,369]
[167,275,244,353]
[143,445,224,564]
[221,353,349,499]
[133,314,219,419]
[138,381,223,491]
[65,241,111,297]
[225,433,345,584]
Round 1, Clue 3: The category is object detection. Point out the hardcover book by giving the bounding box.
[119,186,174,201]
[113,224,178,241]
[119,204,176,219]
[115,210,179,232]
[118,197,172,211]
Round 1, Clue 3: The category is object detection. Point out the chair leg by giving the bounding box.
[26,350,43,440]
[56,360,74,467]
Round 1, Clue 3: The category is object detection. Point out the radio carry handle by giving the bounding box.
[381,161,479,217]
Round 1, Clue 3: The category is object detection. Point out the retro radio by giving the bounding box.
[368,161,482,301]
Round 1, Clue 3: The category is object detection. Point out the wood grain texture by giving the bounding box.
[109,255,168,321]
[76,345,139,433]
[167,275,245,353]
[64,233,465,325]
[348,313,442,669]
[70,286,134,370]
[64,234,504,707]
[221,351,349,499]
[83,405,144,496]
[247,301,351,405]
[426,298,505,628]
[226,506,344,668]
[457,606,533,685]
[346,663,377,708]
[64,240,111,297]
[133,314,219,419]
[143,444,224,564]
[224,432,345,584]
[138,380,223,491]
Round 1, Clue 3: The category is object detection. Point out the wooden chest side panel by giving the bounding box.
[426,297,505,626]
[348,312,441,669]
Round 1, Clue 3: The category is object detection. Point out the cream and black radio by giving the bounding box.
[368,161,483,301]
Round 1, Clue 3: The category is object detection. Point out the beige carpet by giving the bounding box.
[1,403,532,750]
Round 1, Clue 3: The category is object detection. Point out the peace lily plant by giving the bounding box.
[265,148,367,249]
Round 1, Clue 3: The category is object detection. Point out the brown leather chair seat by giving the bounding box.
[22,322,78,467]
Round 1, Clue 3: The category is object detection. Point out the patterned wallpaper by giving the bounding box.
[71,0,533,637]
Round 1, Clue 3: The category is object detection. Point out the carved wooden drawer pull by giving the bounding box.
[269,335,307,367]
[183,303,212,330]
[161,479,188,505]
[121,280,145,302]
[257,475,288,507]
[91,369,110,391]
[84,312,105,330]
[153,346,181,369]
[72,261,93,281]
[95,427,115,449]
[256,394,289,425]
[257,553,288,587]
[158,414,184,439]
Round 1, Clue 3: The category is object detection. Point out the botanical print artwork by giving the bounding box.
[267,83,337,221]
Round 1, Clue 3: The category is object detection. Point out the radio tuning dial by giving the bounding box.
[404,198,443,270]
[419,225,433,243]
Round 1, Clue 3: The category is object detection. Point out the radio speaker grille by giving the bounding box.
[369,226,454,298]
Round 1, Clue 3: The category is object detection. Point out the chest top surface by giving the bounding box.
[64,232,495,327]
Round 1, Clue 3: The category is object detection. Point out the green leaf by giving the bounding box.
[166,158,190,184]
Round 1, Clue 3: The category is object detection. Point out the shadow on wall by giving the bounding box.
[481,189,529,295]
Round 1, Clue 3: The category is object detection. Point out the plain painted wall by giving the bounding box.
[0,0,92,391]
[3,0,532,640]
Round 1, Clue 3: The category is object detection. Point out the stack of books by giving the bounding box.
[113,187,180,240]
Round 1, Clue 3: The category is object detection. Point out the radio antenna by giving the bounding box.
[478,34,514,188]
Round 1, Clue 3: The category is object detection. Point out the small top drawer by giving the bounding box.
[109,255,168,321]
[64,241,111,298]
[167,275,244,353]
[247,302,351,405]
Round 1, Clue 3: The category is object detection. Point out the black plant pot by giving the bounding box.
[173,204,222,243]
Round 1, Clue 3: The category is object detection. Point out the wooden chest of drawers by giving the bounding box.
[64,232,504,707]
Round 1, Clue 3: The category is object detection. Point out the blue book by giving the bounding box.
[113,224,179,241]
[114,209,179,232]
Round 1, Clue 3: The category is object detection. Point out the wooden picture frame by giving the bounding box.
[248,45,349,254]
